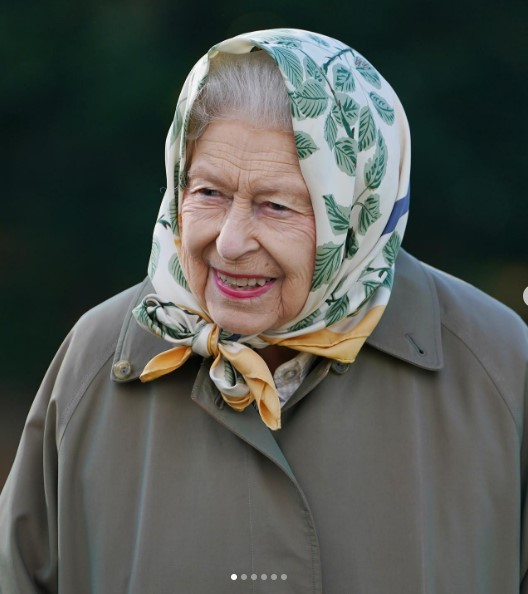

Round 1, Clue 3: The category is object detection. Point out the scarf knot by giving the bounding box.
[133,296,283,429]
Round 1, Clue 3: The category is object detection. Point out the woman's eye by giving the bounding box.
[267,202,289,212]
[198,188,222,197]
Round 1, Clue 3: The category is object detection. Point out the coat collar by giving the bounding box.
[366,249,444,370]
[111,249,443,383]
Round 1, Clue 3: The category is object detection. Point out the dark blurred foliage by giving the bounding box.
[1,0,527,484]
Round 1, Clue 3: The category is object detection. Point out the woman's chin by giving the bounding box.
[213,315,270,337]
[204,285,282,336]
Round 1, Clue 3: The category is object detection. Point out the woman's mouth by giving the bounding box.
[213,269,276,299]
[217,271,274,288]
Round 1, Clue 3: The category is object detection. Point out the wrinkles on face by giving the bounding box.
[186,144,311,209]
[180,120,316,335]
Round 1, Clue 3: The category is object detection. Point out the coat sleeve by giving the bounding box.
[0,334,72,594]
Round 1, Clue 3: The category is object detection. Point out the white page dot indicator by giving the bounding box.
[233,571,285,581]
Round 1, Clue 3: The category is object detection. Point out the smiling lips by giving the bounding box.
[213,269,276,299]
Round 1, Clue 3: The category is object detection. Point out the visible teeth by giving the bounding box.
[217,271,273,288]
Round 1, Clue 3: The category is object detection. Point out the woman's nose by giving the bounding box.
[215,201,259,261]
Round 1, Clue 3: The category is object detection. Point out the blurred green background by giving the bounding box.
[1,0,527,488]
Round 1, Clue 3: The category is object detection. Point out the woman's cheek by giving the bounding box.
[179,241,208,306]
[182,200,227,228]
[273,214,316,250]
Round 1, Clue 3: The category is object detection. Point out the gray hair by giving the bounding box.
[186,50,292,141]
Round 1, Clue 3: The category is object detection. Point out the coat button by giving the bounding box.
[113,360,132,380]
[331,361,350,375]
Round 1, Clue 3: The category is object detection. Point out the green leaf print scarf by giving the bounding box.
[133,28,411,430]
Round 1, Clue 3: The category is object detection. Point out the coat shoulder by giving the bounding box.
[51,280,149,443]
[65,281,146,368]
[74,281,146,341]
[420,258,527,348]
[416,256,527,427]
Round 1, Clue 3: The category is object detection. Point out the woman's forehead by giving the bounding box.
[186,120,308,189]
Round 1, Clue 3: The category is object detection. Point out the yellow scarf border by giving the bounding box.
[139,305,384,430]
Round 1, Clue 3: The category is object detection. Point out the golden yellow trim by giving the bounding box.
[262,306,385,362]
[139,306,385,430]
[139,345,192,382]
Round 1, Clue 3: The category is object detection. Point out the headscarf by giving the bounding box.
[133,28,411,430]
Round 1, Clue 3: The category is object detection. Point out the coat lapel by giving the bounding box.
[190,358,299,483]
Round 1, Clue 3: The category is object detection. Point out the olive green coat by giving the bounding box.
[1,250,527,593]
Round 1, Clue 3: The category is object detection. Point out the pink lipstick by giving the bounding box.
[213,269,276,299]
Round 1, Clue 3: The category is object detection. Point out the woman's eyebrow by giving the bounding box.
[185,165,230,186]
[186,165,308,197]
[252,182,309,199]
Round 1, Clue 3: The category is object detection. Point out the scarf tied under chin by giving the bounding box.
[134,296,385,430]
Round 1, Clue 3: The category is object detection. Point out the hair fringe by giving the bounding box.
[187,50,292,141]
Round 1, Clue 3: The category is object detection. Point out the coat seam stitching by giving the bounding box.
[292,486,321,593]
[244,448,256,592]
[114,277,151,364]
[57,346,116,450]
[441,323,520,437]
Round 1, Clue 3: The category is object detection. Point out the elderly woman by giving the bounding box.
[1,29,527,594]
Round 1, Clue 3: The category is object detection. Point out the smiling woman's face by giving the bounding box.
[180,119,316,336]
